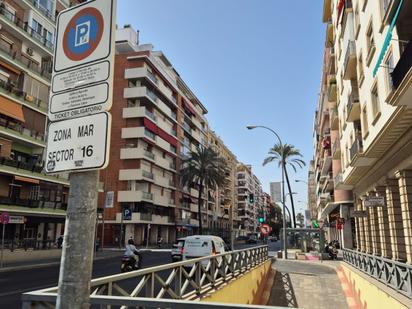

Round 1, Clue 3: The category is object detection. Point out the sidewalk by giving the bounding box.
[268,259,349,309]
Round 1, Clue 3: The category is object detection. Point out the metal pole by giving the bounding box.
[101,207,105,250]
[1,223,5,268]
[229,204,234,250]
[282,161,288,260]
[146,224,150,248]
[119,209,123,250]
[56,170,99,309]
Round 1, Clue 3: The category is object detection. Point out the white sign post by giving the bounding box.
[50,1,117,308]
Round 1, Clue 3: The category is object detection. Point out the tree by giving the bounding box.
[263,143,306,228]
[181,145,228,235]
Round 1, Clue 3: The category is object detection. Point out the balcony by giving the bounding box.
[122,106,157,122]
[0,119,46,148]
[330,107,339,130]
[118,169,154,182]
[349,138,363,164]
[328,80,337,102]
[391,39,412,95]
[0,157,68,185]
[120,147,156,162]
[117,191,153,203]
[124,67,158,86]
[320,150,332,176]
[332,138,341,159]
[0,7,53,55]
[21,0,55,23]
[0,80,47,113]
[183,122,192,134]
[343,41,357,80]
[346,98,360,123]
[0,196,67,213]
[0,39,51,84]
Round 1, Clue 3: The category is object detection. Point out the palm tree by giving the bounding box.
[263,143,305,228]
[181,145,228,235]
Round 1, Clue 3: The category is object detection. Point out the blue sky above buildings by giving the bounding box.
[117,0,325,214]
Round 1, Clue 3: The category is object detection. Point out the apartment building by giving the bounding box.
[321,0,412,265]
[98,26,209,246]
[236,164,264,235]
[207,130,238,238]
[0,0,81,247]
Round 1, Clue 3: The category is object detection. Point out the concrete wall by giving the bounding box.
[340,264,411,309]
[200,259,272,305]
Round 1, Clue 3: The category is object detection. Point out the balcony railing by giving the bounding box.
[0,156,43,173]
[350,137,363,161]
[0,196,67,210]
[392,40,412,90]
[142,192,153,200]
[0,79,48,112]
[23,0,55,22]
[0,117,46,145]
[343,40,356,78]
[144,150,155,160]
[140,213,152,221]
[332,138,340,156]
[346,93,360,121]
[0,37,51,80]
[343,248,412,299]
[146,70,158,85]
[0,7,53,51]
[146,89,158,103]
[145,109,157,122]
[142,170,154,179]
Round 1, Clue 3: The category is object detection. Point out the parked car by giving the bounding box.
[182,235,227,265]
[268,236,277,242]
[171,238,186,262]
[236,235,248,242]
[247,235,258,244]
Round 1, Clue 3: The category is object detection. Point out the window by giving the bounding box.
[32,19,42,35]
[362,105,369,137]
[358,51,364,86]
[144,129,155,140]
[37,0,53,13]
[385,52,394,93]
[371,83,381,120]
[366,21,376,65]
[354,5,360,38]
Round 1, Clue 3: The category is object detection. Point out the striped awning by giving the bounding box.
[15,175,40,184]
[373,0,404,77]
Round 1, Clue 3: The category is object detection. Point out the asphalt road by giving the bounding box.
[0,241,280,308]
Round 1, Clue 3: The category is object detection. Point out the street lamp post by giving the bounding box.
[247,125,288,259]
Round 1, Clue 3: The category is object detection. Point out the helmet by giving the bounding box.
[128,238,135,245]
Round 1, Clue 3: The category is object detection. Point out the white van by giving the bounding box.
[182,235,226,264]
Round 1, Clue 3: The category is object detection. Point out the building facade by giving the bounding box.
[317,0,412,265]
[207,130,239,239]
[0,0,81,248]
[98,26,210,246]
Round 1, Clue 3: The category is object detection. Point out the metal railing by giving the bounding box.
[22,246,270,308]
[343,248,412,299]
[343,40,356,74]
[350,137,363,161]
[392,39,412,89]
[0,79,48,111]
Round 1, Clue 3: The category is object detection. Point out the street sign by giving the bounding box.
[363,196,385,207]
[105,191,114,208]
[50,0,116,121]
[123,208,132,221]
[352,210,368,218]
[45,112,111,173]
[260,224,270,235]
[8,215,24,224]
[0,212,9,225]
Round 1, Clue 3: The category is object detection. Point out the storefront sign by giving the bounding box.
[363,196,385,207]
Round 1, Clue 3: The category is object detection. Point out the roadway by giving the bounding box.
[0,241,281,308]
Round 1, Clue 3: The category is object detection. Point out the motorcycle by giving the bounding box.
[120,253,142,272]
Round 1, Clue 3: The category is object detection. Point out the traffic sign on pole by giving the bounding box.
[50,0,115,121]
[45,112,111,173]
[260,224,270,236]
[0,212,9,225]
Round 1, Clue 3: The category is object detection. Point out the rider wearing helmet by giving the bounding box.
[124,237,140,267]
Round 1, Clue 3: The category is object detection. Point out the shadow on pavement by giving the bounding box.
[269,271,298,308]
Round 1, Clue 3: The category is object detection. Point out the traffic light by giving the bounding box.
[312,219,319,229]
[258,210,264,223]
[248,193,255,204]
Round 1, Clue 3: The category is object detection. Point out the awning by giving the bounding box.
[15,175,40,184]
[0,96,25,122]
[0,60,21,75]
[373,0,404,77]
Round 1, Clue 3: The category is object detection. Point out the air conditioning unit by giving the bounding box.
[26,48,34,56]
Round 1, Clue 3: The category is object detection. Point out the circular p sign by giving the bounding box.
[63,7,104,61]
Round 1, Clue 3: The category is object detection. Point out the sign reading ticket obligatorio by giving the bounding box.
[49,0,115,121]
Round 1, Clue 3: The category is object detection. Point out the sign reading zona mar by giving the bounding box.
[46,113,111,173]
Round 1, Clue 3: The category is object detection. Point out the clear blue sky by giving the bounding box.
[117,0,325,214]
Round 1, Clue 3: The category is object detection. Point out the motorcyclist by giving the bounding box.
[124,238,140,268]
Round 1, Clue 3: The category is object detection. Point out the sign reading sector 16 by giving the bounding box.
[50,0,115,121]
[45,113,111,173]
